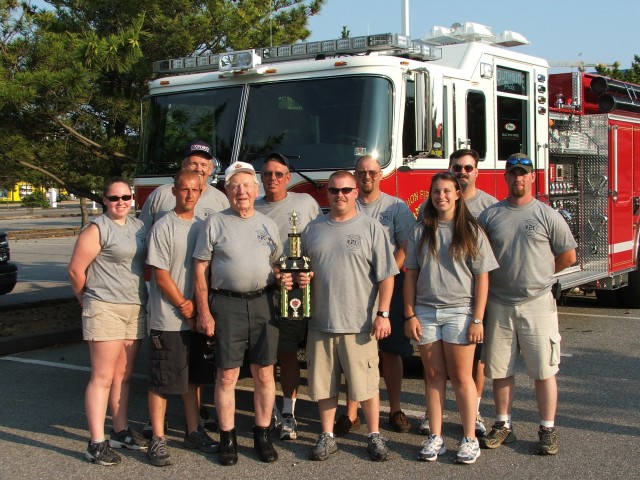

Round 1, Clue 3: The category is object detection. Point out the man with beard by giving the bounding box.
[477,153,576,456]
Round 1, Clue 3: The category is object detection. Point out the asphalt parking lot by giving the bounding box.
[1,294,639,479]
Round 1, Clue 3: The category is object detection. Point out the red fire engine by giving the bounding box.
[135,22,640,305]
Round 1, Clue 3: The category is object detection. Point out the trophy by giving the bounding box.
[279,210,311,319]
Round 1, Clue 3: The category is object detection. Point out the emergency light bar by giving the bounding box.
[153,33,442,74]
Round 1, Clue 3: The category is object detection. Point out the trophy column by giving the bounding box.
[279,210,311,319]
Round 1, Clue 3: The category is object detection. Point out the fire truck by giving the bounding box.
[135,22,640,306]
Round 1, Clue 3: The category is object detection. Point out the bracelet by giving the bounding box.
[404,314,416,321]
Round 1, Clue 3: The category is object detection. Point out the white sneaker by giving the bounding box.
[280,416,298,440]
[418,434,446,462]
[475,414,487,437]
[418,411,430,435]
[456,437,481,464]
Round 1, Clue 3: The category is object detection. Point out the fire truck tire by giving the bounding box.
[594,289,622,307]
[620,269,640,308]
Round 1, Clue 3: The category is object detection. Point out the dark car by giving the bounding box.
[0,231,18,295]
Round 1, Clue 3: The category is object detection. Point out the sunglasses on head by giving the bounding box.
[451,164,475,173]
[106,195,132,202]
[327,187,356,195]
[506,157,533,168]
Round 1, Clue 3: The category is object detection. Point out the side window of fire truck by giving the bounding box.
[402,78,417,158]
[466,91,487,160]
[496,66,528,160]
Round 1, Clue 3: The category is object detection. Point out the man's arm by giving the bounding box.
[153,268,195,328]
[555,248,577,273]
[372,275,394,340]
[193,258,214,336]
[394,240,408,270]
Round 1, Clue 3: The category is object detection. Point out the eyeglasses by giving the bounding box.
[105,195,132,202]
[356,170,380,178]
[261,171,286,179]
[327,187,356,195]
[451,164,475,173]
[203,336,215,362]
[506,157,533,168]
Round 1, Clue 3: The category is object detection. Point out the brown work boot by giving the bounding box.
[334,414,361,437]
[388,410,411,433]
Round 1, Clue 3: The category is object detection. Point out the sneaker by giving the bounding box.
[480,421,516,449]
[388,410,411,433]
[148,436,173,467]
[311,433,338,461]
[475,414,487,437]
[334,414,361,437]
[418,411,430,435]
[366,433,391,461]
[199,405,217,432]
[183,425,220,453]
[418,434,446,462]
[109,427,148,451]
[456,437,481,464]
[538,426,558,455]
[142,418,169,440]
[280,415,298,440]
[85,440,121,466]
[270,405,282,430]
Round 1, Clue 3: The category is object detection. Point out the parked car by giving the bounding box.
[0,231,18,294]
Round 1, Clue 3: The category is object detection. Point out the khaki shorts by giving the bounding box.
[306,329,379,402]
[482,292,561,380]
[82,298,147,341]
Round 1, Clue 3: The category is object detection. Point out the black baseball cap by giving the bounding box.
[264,152,290,169]
[184,140,213,159]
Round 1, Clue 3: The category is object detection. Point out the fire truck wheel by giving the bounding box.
[594,289,622,307]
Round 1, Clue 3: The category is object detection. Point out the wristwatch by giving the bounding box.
[376,311,390,318]
[472,319,483,325]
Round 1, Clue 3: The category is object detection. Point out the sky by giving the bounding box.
[306,0,638,69]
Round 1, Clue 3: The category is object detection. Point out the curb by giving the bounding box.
[8,227,81,240]
[0,327,82,356]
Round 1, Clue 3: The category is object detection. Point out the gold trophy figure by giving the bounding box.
[279,210,311,319]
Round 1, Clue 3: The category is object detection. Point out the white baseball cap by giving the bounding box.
[224,161,258,185]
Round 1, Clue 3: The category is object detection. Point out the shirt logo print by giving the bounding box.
[346,234,362,251]
[524,219,539,237]
[378,211,393,225]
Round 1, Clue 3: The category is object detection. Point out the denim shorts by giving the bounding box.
[412,304,473,345]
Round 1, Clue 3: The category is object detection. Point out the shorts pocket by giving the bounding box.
[549,332,562,366]
[149,349,174,387]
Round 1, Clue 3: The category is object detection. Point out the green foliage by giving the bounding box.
[0,0,326,200]
[596,55,640,84]
[21,188,49,208]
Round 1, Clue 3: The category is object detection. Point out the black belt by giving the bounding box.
[214,287,270,300]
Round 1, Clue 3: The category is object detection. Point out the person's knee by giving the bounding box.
[252,365,275,387]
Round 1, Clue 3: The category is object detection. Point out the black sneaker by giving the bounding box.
[366,433,391,461]
[85,440,121,466]
[538,426,558,455]
[148,436,173,467]
[109,427,148,451]
[200,405,217,432]
[311,432,338,461]
[480,421,516,449]
[184,425,220,453]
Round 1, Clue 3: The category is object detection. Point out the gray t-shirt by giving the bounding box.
[255,192,322,257]
[357,192,415,254]
[417,188,498,221]
[405,221,499,308]
[193,209,282,292]
[302,212,399,334]
[146,212,203,331]
[139,183,229,228]
[478,198,577,305]
[83,214,148,305]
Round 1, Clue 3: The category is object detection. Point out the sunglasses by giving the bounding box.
[261,171,286,179]
[203,336,215,362]
[356,170,380,178]
[327,187,356,195]
[106,195,132,202]
[506,157,533,168]
[451,164,475,173]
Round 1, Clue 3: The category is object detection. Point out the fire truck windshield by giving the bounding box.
[138,75,393,177]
